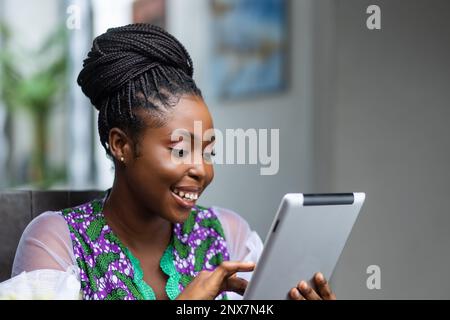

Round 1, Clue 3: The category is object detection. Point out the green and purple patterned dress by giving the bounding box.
[59,192,230,300]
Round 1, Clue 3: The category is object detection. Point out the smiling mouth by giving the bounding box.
[170,187,200,208]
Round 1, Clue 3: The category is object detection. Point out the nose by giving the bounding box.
[187,158,207,182]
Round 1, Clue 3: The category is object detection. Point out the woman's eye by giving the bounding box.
[170,148,188,158]
[204,149,216,160]
[178,149,187,157]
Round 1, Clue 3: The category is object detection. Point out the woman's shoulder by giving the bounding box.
[17,210,72,253]
[208,206,263,259]
[12,210,75,278]
[209,206,252,233]
[23,211,68,236]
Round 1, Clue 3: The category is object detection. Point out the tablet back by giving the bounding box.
[243,193,365,300]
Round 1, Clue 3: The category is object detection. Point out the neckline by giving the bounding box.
[96,192,181,300]
[123,241,181,300]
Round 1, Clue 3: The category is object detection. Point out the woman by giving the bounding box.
[10,24,335,300]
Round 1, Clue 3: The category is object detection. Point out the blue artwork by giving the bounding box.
[209,0,288,100]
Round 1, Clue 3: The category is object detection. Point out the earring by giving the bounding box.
[120,156,125,163]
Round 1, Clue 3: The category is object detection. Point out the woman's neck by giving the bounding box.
[102,181,172,253]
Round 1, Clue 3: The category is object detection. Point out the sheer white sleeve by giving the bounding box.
[0,212,81,299]
[11,211,77,277]
[213,206,264,300]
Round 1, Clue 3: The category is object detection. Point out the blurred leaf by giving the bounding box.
[0,21,69,187]
[0,22,68,113]
[36,23,68,55]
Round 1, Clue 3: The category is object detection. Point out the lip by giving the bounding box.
[171,190,197,209]
[172,185,202,192]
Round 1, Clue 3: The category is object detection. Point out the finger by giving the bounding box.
[314,273,336,300]
[289,288,305,300]
[224,277,249,296]
[297,281,322,300]
[210,261,255,283]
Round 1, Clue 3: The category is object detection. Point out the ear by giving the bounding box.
[108,127,133,164]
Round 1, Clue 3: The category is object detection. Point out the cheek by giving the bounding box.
[127,144,216,196]
[128,146,183,189]
[205,164,215,186]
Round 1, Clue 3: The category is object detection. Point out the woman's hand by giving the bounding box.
[176,261,255,300]
[289,272,337,300]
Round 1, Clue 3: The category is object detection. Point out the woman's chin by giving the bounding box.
[169,206,192,224]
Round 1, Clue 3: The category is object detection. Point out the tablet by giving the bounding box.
[243,192,366,300]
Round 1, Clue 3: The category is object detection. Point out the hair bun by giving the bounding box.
[77,23,194,109]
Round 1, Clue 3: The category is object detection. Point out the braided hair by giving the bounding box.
[77,24,202,159]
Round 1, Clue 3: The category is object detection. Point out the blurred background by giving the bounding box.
[0,0,449,298]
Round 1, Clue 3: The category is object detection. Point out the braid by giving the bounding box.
[77,24,202,158]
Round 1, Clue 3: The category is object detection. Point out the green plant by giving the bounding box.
[0,23,68,187]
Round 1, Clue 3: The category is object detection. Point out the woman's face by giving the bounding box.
[117,95,215,223]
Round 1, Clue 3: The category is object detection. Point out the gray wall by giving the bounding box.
[315,0,450,299]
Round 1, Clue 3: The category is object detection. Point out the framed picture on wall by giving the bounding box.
[209,0,289,101]
[132,0,166,28]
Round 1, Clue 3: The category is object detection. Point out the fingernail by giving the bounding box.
[292,289,300,299]
[300,281,307,290]
[317,272,324,282]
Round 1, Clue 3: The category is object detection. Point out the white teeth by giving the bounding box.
[172,188,198,201]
